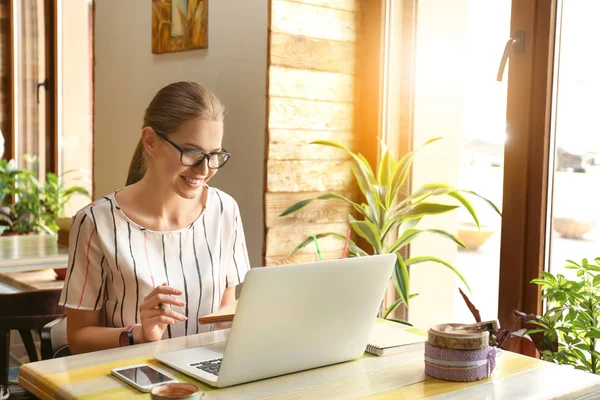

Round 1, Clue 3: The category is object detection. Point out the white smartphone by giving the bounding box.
[111,363,177,392]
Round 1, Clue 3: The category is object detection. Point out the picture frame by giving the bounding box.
[152,0,208,54]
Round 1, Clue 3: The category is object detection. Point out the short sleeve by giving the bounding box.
[59,209,106,311]
[225,201,251,287]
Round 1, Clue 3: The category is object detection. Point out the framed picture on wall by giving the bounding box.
[152,0,208,54]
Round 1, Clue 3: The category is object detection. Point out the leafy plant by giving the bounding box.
[280,138,501,320]
[521,258,600,374]
[0,159,20,205]
[0,159,90,235]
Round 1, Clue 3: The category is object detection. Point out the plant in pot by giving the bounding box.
[0,160,90,235]
[512,258,600,374]
[280,138,501,323]
[0,158,32,235]
[0,158,90,277]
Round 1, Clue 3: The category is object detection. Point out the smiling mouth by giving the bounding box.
[181,176,205,185]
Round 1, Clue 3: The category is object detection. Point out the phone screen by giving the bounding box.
[114,365,175,386]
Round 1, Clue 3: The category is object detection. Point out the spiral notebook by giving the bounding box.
[366,322,427,356]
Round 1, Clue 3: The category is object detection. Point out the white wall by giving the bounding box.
[94,0,267,266]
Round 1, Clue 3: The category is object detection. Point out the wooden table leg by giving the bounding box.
[18,330,38,363]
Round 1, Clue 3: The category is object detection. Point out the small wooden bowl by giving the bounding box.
[54,268,67,280]
[458,223,496,250]
[553,217,597,239]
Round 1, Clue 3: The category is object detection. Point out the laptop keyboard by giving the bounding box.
[190,358,222,376]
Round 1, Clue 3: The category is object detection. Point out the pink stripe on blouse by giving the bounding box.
[77,228,96,309]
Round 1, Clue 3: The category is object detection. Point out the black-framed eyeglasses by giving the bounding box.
[153,128,231,170]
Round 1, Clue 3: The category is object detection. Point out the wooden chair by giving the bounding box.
[0,290,65,398]
[40,315,70,359]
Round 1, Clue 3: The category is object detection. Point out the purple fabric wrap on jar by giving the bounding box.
[424,342,498,382]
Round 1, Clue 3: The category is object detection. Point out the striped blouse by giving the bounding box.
[59,187,251,338]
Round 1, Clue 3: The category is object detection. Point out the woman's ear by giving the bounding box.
[141,127,158,157]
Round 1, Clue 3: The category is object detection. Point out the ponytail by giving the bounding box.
[126,139,146,185]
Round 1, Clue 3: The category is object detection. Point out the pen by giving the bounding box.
[312,233,323,261]
[341,228,351,259]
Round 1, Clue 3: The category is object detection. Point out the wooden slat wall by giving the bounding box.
[264,0,359,265]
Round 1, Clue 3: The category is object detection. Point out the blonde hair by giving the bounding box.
[126,82,225,185]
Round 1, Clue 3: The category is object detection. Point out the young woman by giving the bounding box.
[59,82,250,354]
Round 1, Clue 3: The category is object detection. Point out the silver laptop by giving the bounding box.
[154,254,396,388]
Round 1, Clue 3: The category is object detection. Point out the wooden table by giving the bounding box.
[0,235,69,273]
[18,330,600,399]
[0,269,64,292]
[0,268,65,398]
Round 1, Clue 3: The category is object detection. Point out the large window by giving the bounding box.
[13,0,53,178]
[2,0,93,215]
[380,0,557,349]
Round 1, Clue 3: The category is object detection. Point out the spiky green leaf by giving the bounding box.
[402,203,460,220]
[386,137,443,206]
[417,183,482,229]
[289,232,368,257]
[279,192,367,218]
[351,165,379,224]
[349,215,382,253]
[386,229,422,254]
[461,190,502,216]
[392,254,410,306]
[426,229,467,248]
[378,148,394,188]
[385,318,413,327]
[279,198,314,217]
[383,298,404,319]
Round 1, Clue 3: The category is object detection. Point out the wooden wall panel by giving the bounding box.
[265,222,349,256]
[270,32,355,75]
[264,0,359,264]
[268,129,353,160]
[269,66,354,102]
[267,160,354,192]
[264,250,343,266]
[265,191,355,227]
[269,97,353,131]
[271,0,356,42]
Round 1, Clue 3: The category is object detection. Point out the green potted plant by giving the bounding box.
[0,158,90,235]
[514,258,600,374]
[280,138,501,321]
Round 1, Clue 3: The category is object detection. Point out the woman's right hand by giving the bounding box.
[138,283,187,343]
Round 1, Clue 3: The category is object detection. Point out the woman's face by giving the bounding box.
[151,118,224,200]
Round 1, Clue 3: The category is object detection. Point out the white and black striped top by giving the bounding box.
[59,186,251,338]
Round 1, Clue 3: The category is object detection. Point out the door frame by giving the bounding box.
[45,0,58,174]
[3,0,15,160]
[498,0,558,356]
